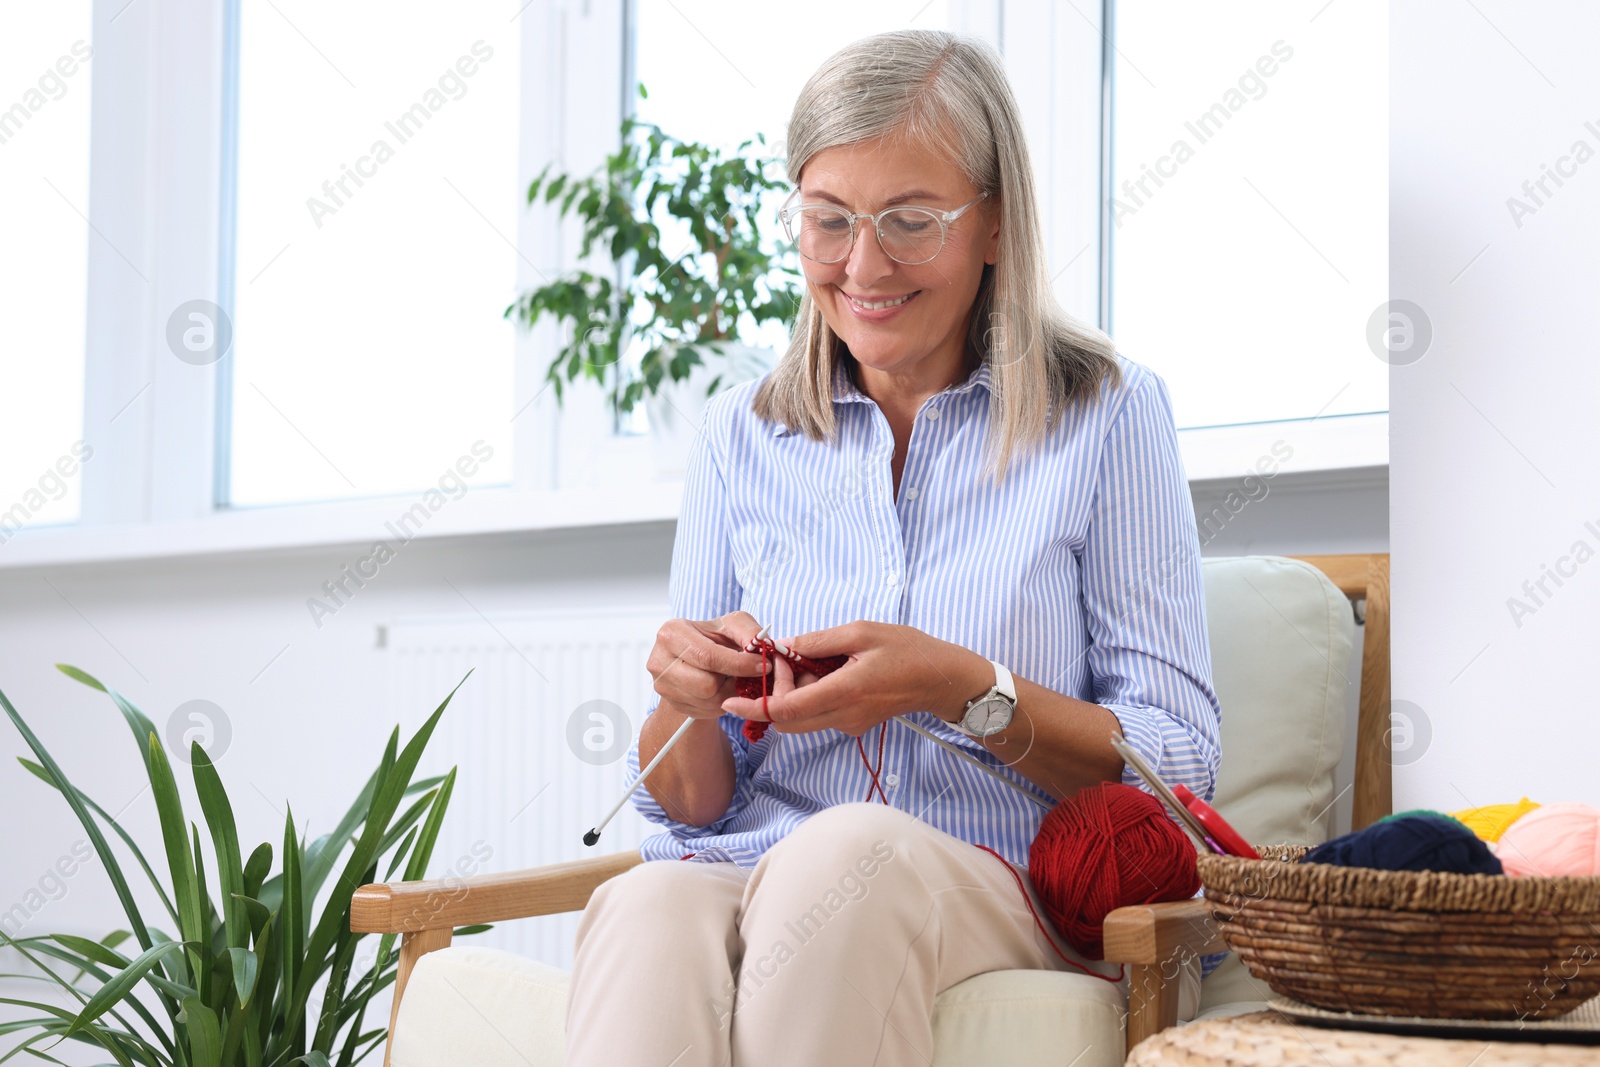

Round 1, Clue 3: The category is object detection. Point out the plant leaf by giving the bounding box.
[242,842,272,900]
[60,940,186,1041]
[227,946,259,1007]
[191,822,217,1009]
[145,732,204,990]
[381,828,417,881]
[191,741,247,951]
[48,934,125,971]
[279,808,304,1056]
[233,892,272,940]
[401,768,454,885]
[53,663,107,692]
[182,995,222,1067]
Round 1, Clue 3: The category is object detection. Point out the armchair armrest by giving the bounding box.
[1102,898,1225,1053]
[352,851,642,1067]
[351,850,642,933]
[1102,898,1224,963]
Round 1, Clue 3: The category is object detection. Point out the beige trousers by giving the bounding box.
[566,802,1197,1067]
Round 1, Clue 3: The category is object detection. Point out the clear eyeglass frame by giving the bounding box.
[777,189,989,266]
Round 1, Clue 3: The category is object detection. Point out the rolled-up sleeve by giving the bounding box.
[626,395,758,838]
[1080,368,1222,801]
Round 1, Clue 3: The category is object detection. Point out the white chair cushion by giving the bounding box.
[1201,556,1353,848]
[390,946,567,1067]
[931,970,1126,1067]
[390,946,1198,1067]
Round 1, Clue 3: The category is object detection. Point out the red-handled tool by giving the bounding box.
[1172,783,1256,859]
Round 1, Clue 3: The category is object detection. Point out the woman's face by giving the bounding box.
[797,134,999,382]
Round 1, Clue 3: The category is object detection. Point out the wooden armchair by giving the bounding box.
[353,553,1390,1065]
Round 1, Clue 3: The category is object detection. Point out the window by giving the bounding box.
[0,0,1389,567]
[0,5,91,535]
[225,3,519,507]
[1110,0,1388,429]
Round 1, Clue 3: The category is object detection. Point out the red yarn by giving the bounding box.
[974,844,1121,983]
[735,638,848,743]
[732,636,891,805]
[740,641,773,743]
[856,724,888,804]
[1026,781,1201,960]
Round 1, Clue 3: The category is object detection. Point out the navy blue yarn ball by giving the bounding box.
[1302,814,1504,875]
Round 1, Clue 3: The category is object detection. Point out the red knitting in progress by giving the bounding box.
[733,635,848,742]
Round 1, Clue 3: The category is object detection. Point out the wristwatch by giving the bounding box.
[955,660,1016,737]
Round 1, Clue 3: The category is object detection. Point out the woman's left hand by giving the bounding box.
[719,621,991,737]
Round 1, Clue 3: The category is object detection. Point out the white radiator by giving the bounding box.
[386,605,663,969]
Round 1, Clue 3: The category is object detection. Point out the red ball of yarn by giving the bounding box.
[1028,781,1201,960]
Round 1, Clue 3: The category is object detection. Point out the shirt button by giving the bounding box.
[925,408,941,421]
[905,486,920,500]
[884,572,898,586]
[884,773,901,788]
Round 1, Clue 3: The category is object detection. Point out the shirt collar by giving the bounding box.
[770,358,993,436]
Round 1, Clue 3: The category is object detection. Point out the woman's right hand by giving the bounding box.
[646,612,772,720]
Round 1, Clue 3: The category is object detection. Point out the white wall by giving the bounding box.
[1391,0,1600,810]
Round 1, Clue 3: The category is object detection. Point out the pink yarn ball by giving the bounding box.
[1494,802,1600,877]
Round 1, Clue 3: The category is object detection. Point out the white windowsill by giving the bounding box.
[0,413,1386,571]
[1179,411,1388,485]
[0,482,684,571]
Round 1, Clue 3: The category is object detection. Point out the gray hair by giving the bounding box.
[752,29,1120,482]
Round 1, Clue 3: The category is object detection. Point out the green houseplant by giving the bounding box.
[0,665,475,1067]
[505,87,804,420]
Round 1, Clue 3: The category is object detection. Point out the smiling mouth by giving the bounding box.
[844,291,919,311]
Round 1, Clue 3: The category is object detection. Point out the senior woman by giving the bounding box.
[566,28,1220,1067]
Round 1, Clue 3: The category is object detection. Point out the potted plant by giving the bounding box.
[505,86,803,473]
[0,665,476,1067]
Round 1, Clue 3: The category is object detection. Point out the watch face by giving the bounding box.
[965,697,1013,737]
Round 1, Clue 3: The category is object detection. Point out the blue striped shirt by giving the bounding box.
[627,352,1222,871]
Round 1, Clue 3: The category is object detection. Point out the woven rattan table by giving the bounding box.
[1126,1012,1600,1066]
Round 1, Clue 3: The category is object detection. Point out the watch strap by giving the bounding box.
[990,660,1015,702]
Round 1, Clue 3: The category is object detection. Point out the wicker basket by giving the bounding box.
[1198,846,1600,1020]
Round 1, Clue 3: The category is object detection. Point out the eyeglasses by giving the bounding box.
[778,190,988,266]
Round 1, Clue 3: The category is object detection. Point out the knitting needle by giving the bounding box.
[895,716,1053,811]
[584,715,694,845]
[583,625,773,846]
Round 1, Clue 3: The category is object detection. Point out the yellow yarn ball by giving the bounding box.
[1450,797,1540,843]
